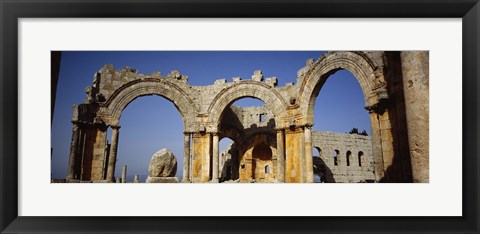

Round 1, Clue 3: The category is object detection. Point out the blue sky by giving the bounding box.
[51,51,370,181]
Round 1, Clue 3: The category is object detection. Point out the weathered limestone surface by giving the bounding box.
[312,132,374,183]
[285,128,304,183]
[238,135,277,183]
[191,133,210,183]
[276,129,285,182]
[400,51,429,183]
[182,133,191,183]
[146,149,179,183]
[121,165,127,183]
[146,177,179,183]
[148,149,177,177]
[106,126,120,182]
[67,51,429,183]
[66,122,79,181]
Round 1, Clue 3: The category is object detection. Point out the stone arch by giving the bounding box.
[98,79,197,129]
[219,128,242,145]
[314,146,322,157]
[207,81,288,131]
[297,51,378,126]
[238,132,277,182]
[251,142,273,181]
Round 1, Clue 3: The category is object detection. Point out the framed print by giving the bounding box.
[1,0,479,233]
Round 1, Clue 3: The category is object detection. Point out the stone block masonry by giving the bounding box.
[65,51,428,183]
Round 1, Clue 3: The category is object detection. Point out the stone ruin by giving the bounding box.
[64,51,429,183]
[218,106,375,183]
[146,149,179,183]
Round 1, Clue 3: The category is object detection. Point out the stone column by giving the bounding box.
[369,111,385,181]
[400,51,429,183]
[121,165,127,183]
[67,121,80,181]
[182,132,191,183]
[300,127,306,182]
[276,129,285,182]
[133,174,139,183]
[304,125,314,183]
[106,125,120,182]
[211,133,219,182]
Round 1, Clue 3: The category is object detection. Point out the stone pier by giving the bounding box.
[400,51,429,183]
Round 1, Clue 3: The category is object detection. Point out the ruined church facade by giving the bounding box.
[65,51,429,183]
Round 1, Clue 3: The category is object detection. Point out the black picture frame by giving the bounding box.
[1,0,479,233]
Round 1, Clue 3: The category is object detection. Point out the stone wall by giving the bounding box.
[312,131,374,183]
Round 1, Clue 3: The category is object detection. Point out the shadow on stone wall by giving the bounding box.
[380,52,413,183]
[219,112,277,182]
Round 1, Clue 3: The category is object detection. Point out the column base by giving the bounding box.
[210,179,219,183]
[91,180,110,183]
[146,176,179,183]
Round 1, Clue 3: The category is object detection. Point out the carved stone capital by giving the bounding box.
[364,98,388,114]
[288,118,298,128]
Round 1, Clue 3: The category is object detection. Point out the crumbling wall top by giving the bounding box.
[86,65,191,104]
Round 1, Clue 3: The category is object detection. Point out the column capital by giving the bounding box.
[110,125,121,130]
[303,124,313,129]
[183,131,192,135]
[364,98,388,114]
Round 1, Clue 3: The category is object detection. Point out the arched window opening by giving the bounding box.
[358,151,364,167]
[265,165,270,174]
[346,151,352,166]
[333,150,339,166]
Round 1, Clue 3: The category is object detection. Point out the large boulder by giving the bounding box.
[148,149,177,177]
